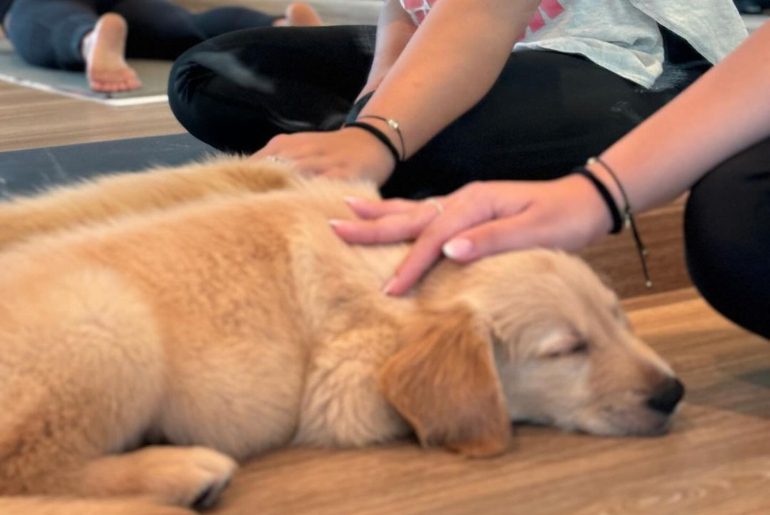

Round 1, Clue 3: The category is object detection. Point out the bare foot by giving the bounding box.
[273,3,323,27]
[81,13,142,93]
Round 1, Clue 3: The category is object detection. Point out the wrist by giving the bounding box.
[341,125,398,168]
[343,120,400,166]
[584,158,624,212]
[356,114,406,160]
[576,156,653,287]
[560,174,614,240]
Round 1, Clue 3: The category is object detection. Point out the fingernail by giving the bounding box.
[382,277,398,295]
[344,196,362,205]
[442,239,473,260]
[328,219,344,227]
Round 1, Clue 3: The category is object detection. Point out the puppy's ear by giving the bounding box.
[380,305,511,458]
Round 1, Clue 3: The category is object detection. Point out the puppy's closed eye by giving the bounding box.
[543,340,589,359]
[528,326,589,360]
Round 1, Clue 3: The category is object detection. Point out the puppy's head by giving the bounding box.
[380,250,683,457]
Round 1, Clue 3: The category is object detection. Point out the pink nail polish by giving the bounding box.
[382,277,397,295]
[442,239,473,259]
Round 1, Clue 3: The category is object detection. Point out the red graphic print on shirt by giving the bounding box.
[402,0,435,25]
[517,0,565,39]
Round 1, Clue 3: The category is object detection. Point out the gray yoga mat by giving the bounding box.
[0,133,219,199]
[0,39,171,105]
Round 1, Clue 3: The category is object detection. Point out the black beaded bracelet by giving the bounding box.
[344,121,401,164]
[573,166,624,234]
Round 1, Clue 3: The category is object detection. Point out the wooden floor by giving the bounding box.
[1,14,768,514]
[0,81,183,152]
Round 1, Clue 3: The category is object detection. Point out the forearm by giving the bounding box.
[595,22,770,213]
[359,0,540,158]
[360,0,417,98]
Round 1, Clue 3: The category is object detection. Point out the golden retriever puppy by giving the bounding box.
[0,157,683,514]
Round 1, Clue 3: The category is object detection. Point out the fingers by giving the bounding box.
[337,178,604,297]
[344,197,420,219]
[250,133,318,168]
[381,198,496,295]
[250,130,396,184]
[330,198,439,244]
[440,191,605,262]
[441,214,542,262]
[334,182,547,296]
[330,213,425,244]
[250,138,281,162]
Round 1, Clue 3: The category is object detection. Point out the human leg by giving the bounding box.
[110,0,319,61]
[6,0,98,69]
[168,25,376,153]
[5,0,138,91]
[83,0,320,92]
[684,137,770,339]
[193,3,322,35]
[109,0,209,59]
[88,0,319,93]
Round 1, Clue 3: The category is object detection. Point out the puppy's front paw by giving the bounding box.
[84,445,238,508]
[136,446,238,508]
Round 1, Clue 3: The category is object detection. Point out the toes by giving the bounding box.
[89,74,142,93]
[284,3,323,26]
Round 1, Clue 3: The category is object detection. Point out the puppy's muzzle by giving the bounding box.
[646,377,685,415]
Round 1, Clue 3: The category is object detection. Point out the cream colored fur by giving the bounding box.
[0,156,681,514]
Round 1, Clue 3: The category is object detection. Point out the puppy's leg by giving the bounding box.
[0,268,235,507]
[0,497,197,515]
[79,446,236,509]
[0,420,235,508]
[0,157,297,247]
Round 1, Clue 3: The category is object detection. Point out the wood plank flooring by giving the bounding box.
[1,12,768,514]
[0,82,183,152]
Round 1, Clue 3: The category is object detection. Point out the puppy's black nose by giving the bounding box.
[646,378,685,414]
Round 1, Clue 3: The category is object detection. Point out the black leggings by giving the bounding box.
[168,25,691,198]
[5,0,277,70]
[685,136,770,339]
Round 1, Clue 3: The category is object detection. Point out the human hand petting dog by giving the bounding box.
[251,128,396,185]
[331,174,613,296]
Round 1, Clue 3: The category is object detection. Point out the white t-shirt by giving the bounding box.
[399,0,748,88]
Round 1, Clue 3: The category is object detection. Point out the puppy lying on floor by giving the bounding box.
[0,157,683,514]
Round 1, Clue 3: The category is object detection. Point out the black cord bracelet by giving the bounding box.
[588,156,652,287]
[589,157,631,219]
[344,121,401,164]
[573,166,624,234]
[358,115,406,160]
